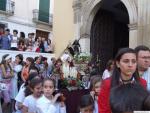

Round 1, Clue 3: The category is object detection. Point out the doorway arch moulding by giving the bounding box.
[79,0,138,49]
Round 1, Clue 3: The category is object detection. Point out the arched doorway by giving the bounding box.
[90,1,129,74]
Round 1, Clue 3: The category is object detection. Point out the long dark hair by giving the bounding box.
[15,54,23,65]
[110,83,149,113]
[25,57,34,69]
[111,48,140,88]
[25,77,42,97]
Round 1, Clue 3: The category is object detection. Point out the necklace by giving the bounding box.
[119,76,135,84]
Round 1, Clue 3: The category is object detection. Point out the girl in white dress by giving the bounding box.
[11,54,23,112]
[36,78,66,113]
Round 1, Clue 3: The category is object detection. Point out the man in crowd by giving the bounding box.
[135,45,150,91]
[10,29,18,50]
[0,29,12,50]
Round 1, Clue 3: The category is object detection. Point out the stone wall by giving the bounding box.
[73,0,150,52]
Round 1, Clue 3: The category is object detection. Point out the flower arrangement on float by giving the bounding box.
[59,76,84,91]
[51,52,91,91]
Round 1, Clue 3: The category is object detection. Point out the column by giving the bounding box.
[128,23,138,48]
[138,0,150,47]
[79,34,90,53]
[72,0,82,40]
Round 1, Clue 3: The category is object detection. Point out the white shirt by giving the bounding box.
[36,95,66,113]
[94,100,98,113]
[23,95,38,113]
[15,84,25,103]
[102,69,111,80]
[11,36,18,47]
[142,67,150,91]
[15,83,25,112]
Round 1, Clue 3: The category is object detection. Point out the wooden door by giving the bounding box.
[90,5,129,74]
[36,30,49,40]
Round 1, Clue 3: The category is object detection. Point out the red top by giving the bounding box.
[98,77,147,113]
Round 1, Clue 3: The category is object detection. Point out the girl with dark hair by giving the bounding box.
[0,54,14,112]
[15,72,39,113]
[78,94,94,113]
[22,78,42,113]
[98,48,147,113]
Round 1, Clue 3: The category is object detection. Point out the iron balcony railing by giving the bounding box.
[33,9,53,26]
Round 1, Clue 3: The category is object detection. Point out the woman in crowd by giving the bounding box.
[45,39,54,53]
[11,54,23,112]
[39,37,45,53]
[18,41,26,51]
[33,37,41,52]
[41,57,51,78]
[0,54,14,112]
[98,48,147,113]
[18,32,26,50]
[102,59,114,80]
[36,78,66,113]
[21,57,34,82]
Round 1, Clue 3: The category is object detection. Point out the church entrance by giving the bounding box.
[90,1,129,74]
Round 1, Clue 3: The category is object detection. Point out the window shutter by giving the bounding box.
[39,0,50,23]
[0,0,6,11]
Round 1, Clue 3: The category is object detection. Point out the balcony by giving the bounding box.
[32,9,53,26]
[0,0,15,16]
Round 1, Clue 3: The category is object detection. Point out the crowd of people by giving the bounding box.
[0,45,150,113]
[0,28,54,53]
[99,46,150,113]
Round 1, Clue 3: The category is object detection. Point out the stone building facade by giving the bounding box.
[71,0,150,72]
[72,0,150,52]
